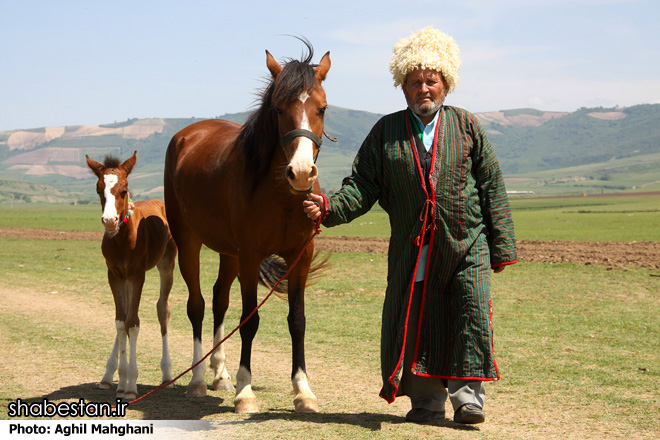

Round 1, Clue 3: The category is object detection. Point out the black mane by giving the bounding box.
[236,38,319,193]
[103,155,121,169]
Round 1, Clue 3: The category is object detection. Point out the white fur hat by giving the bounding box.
[389,26,461,92]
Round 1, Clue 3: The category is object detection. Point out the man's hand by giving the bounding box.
[303,193,325,221]
[492,265,506,273]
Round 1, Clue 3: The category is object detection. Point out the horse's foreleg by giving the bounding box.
[156,241,176,386]
[286,248,318,413]
[234,258,260,413]
[100,334,119,390]
[122,273,144,401]
[104,272,127,396]
[211,255,238,392]
[115,320,129,398]
[177,239,207,397]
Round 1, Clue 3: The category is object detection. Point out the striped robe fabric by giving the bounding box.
[322,106,517,403]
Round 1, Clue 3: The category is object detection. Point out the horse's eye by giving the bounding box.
[318,106,327,116]
[274,107,283,115]
[120,191,128,197]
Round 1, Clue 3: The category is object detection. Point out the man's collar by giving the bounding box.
[408,107,441,129]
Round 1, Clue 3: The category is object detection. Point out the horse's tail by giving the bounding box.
[258,251,331,298]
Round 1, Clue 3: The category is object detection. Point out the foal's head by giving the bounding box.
[266,48,331,195]
[86,151,137,236]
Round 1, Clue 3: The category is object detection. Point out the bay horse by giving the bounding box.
[86,151,177,400]
[163,42,330,413]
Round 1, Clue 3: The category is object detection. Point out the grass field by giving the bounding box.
[0,197,659,439]
[3,194,660,242]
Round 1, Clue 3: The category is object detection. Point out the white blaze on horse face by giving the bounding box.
[286,92,318,191]
[102,174,120,231]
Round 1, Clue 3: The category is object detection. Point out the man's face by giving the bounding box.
[403,67,448,124]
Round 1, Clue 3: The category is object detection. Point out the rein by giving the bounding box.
[118,217,322,408]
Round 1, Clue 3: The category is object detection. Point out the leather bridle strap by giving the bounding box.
[279,128,323,149]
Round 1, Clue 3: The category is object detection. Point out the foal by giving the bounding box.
[86,151,177,400]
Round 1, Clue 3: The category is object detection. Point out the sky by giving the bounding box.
[2,0,659,131]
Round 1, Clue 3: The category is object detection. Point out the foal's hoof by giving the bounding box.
[294,397,319,413]
[98,381,112,390]
[234,398,259,414]
[122,392,137,401]
[185,381,208,398]
[213,378,235,392]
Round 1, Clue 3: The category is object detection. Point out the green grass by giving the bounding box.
[0,204,100,231]
[509,195,660,241]
[0,236,658,439]
[3,194,660,242]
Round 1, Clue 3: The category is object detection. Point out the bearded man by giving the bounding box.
[304,26,517,424]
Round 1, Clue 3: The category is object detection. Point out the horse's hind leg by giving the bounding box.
[211,254,238,392]
[156,239,177,385]
[176,235,207,397]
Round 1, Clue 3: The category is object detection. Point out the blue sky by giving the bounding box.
[2,0,659,131]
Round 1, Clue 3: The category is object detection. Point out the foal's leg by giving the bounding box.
[234,257,261,413]
[177,237,207,397]
[286,247,318,413]
[122,272,145,401]
[156,239,177,385]
[103,272,128,396]
[210,254,238,392]
[99,335,119,390]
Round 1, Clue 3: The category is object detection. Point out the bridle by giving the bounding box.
[279,128,338,163]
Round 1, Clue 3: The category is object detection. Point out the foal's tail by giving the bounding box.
[258,251,331,297]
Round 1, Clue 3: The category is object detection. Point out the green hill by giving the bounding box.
[0,104,658,202]
[0,179,77,204]
[488,105,660,175]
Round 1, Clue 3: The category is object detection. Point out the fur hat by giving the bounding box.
[389,26,461,92]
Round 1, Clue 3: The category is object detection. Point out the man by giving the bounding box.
[304,26,517,424]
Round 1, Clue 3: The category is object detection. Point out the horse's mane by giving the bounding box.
[236,38,320,193]
[103,156,121,169]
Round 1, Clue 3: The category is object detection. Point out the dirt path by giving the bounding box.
[2,228,659,270]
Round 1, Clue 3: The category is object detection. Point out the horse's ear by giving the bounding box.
[266,50,282,78]
[121,151,138,176]
[315,51,331,82]
[86,155,104,178]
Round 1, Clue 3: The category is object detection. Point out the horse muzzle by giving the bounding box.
[102,217,119,233]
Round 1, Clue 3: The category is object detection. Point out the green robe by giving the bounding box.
[322,106,517,403]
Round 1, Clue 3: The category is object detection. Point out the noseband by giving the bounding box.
[280,128,323,148]
[279,129,338,163]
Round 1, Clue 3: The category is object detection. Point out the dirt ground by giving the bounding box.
[1,227,659,270]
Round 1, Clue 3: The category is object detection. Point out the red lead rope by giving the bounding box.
[124,218,322,407]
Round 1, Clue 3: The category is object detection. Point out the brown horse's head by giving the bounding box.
[265,46,331,195]
[86,151,137,236]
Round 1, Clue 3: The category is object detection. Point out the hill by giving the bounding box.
[0,104,659,201]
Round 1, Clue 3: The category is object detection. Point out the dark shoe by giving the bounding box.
[453,403,485,424]
[405,407,446,424]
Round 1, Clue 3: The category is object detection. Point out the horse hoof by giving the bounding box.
[213,378,235,392]
[294,397,319,413]
[234,398,259,414]
[99,381,112,390]
[186,381,208,398]
[123,392,137,401]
